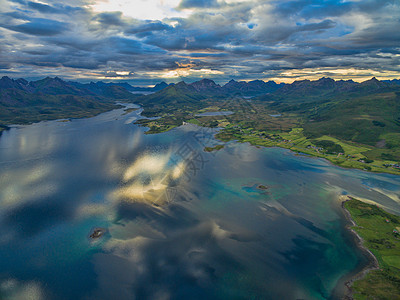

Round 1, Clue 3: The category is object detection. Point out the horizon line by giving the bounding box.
[1,75,399,88]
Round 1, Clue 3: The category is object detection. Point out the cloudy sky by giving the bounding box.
[0,0,399,85]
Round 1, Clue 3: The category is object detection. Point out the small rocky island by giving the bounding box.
[89,228,106,239]
[257,184,269,190]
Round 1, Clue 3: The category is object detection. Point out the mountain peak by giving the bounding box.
[16,78,28,85]
[359,77,389,90]
[189,78,221,92]
[221,78,281,95]
[153,81,168,91]
[175,81,188,87]
[248,79,264,84]
[199,78,216,83]
[361,77,382,85]
[317,77,334,82]
[0,76,31,90]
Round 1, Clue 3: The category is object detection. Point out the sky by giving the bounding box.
[0,0,399,85]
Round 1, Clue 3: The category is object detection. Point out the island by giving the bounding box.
[343,197,400,299]
[257,184,269,190]
[89,228,106,240]
[204,144,224,152]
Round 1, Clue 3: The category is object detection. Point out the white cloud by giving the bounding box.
[91,0,190,20]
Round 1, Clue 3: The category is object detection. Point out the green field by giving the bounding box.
[132,81,400,176]
[344,198,400,299]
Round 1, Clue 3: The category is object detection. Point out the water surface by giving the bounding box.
[0,105,399,300]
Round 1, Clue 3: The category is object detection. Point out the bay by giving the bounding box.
[0,105,399,300]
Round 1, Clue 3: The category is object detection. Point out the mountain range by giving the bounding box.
[136,76,400,108]
[0,76,138,125]
[2,75,399,106]
[1,75,400,123]
[1,75,400,161]
[69,80,170,93]
[0,76,139,101]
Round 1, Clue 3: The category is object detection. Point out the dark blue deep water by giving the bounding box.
[0,105,399,299]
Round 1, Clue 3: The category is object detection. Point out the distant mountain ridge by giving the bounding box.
[2,76,400,110]
[257,77,400,103]
[0,76,128,125]
[136,76,400,109]
[221,79,283,95]
[72,80,170,93]
[0,76,141,112]
[2,75,399,101]
[0,76,169,99]
[178,78,284,96]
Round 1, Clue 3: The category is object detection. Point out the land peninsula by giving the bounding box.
[133,77,400,176]
[343,197,400,299]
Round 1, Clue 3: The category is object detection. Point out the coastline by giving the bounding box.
[222,136,400,176]
[226,136,400,176]
[339,196,380,299]
[0,103,122,128]
[139,117,400,176]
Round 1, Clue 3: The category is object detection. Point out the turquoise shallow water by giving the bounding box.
[0,105,399,299]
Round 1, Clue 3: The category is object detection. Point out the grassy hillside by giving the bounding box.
[344,198,400,299]
[136,83,207,118]
[302,92,400,161]
[303,92,400,144]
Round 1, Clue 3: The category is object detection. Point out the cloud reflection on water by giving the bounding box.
[111,151,187,205]
[0,164,56,209]
[1,107,400,299]
[0,278,44,300]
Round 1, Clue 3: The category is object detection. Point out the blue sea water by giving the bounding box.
[0,105,399,299]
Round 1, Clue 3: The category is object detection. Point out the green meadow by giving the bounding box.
[345,199,400,299]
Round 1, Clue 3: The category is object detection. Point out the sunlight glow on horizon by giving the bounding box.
[93,67,400,84]
[91,0,190,20]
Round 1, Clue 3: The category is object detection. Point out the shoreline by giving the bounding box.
[0,102,125,128]
[339,196,380,299]
[140,117,400,176]
[223,138,400,177]
[225,137,400,176]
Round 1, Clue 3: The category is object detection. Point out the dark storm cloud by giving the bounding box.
[0,0,399,82]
